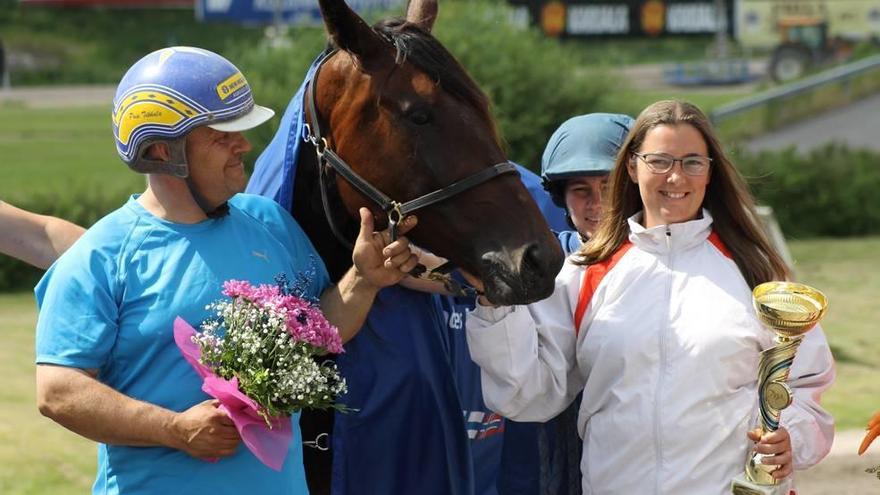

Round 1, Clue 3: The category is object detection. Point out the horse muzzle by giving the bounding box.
[479,239,564,306]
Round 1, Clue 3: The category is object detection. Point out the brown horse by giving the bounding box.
[271,0,565,492]
[294,0,564,306]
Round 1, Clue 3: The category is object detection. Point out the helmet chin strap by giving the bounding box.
[184,173,230,219]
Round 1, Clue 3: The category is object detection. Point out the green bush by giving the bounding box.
[225,27,330,170]
[735,144,880,238]
[433,1,616,166]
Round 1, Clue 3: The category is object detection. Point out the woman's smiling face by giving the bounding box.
[628,123,711,228]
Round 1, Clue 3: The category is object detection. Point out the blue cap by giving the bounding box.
[540,113,634,182]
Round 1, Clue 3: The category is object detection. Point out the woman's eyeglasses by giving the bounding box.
[633,152,711,176]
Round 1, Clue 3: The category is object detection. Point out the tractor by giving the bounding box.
[769,16,853,82]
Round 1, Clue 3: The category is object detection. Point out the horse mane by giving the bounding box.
[331,18,502,147]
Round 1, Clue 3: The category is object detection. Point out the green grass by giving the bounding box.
[0,104,270,204]
[788,237,880,429]
[0,104,141,203]
[0,292,95,494]
[1,237,877,490]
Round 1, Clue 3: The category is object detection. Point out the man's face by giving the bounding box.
[563,174,609,238]
[185,126,252,208]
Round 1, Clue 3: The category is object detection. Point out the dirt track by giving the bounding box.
[796,429,880,494]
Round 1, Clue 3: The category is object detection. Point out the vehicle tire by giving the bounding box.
[770,44,812,83]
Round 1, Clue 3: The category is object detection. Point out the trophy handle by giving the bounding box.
[756,337,802,434]
[744,336,803,485]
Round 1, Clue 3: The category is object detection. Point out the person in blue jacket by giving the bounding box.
[448,113,634,495]
[438,163,564,495]
[493,113,636,495]
[541,113,633,255]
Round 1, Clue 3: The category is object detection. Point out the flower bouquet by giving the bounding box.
[173,275,347,470]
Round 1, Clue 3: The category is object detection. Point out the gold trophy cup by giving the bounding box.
[731,281,828,495]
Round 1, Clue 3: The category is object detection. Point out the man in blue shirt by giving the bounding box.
[34,46,417,495]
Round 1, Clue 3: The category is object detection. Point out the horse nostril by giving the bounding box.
[521,242,544,275]
[520,241,563,282]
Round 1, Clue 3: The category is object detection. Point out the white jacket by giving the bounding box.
[466,210,834,495]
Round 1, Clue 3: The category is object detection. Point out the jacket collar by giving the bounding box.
[627,208,714,254]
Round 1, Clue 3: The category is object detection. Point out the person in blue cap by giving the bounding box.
[469,113,634,495]
[541,113,634,255]
[33,46,418,495]
[436,116,634,495]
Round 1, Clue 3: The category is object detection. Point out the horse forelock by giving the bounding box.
[379,19,498,135]
[328,18,502,149]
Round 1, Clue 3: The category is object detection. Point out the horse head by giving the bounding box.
[311,0,563,305]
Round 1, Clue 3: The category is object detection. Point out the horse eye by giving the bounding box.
[407,109,432,126]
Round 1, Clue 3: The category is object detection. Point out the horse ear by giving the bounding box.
[318,0,389,70]
[406,0,438,32]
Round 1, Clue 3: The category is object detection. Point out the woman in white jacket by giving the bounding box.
[466,100,834,494]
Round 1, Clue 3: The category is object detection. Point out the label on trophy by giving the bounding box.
[764,381,792,410]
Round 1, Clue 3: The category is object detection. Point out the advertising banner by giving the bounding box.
[196,0,403,25]
[506,0,735,38]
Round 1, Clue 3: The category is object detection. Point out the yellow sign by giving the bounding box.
[641,0,666,37]
[541,1,567,38]
[216,72,248,101]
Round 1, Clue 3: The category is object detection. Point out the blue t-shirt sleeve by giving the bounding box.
[35,242,120,370]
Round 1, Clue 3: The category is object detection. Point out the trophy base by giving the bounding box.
[730,474,793,495]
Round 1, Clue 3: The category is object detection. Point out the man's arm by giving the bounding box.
[36,364,239,460]
[0,201,85,269]
[320,208,419,343]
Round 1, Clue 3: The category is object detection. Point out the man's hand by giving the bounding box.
[171,399,241,460]
[749,427,793,479]
[351,208,419,289]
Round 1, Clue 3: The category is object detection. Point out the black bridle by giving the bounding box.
[302,49,518,250]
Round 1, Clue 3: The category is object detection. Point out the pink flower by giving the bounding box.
[222,280,259,300]
[222,279,343,354]
[284,303,344,354]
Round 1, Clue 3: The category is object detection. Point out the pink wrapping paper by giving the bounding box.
[173,317,293,471]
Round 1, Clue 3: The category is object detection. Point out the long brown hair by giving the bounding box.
[575,100,789,288]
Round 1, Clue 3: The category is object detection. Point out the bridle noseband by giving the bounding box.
[302,49,518,246]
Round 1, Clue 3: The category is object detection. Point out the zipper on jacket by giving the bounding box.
[653,225,673,494]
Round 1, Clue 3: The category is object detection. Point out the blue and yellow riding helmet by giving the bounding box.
[112,46,274,177]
